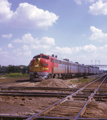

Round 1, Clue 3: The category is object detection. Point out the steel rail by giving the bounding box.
[78,118,107,120]
[74,75,107,120]
[1,86,78,91]
[0,91,71,94]
[0,91,70,97]
[26,75,105,120]
[0,115,29,120]
[36,116,74,119]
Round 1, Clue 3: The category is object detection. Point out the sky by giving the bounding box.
[0,0,107,67]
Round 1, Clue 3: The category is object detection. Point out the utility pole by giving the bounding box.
[95,60,97,67]
[91,60,93,66]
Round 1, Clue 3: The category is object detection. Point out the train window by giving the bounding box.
[50,58,52,62]
[41,55,49,59]
[33,55,40,59]
[54,59,58,63]
[59,60,62,64]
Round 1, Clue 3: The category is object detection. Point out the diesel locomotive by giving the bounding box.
[29,53,101,81]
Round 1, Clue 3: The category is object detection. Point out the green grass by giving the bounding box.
[78,78,94,83]
[0,73,29,84]
[69,77,96,84]
[5,73,29,78]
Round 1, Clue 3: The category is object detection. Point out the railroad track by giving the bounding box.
[0,89,107,100]
[1,86,78,92]
[0,75,107,120]
[0,115,28,120]
[0,86,79,97]
[0,91,71,97]
[25,74,107,120]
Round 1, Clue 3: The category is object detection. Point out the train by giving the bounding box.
[29,53,102,81]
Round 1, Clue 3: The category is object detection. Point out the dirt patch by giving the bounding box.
[0,77,29,84]
[83,101,107,118]
[36,79,69,88]
[0,77,6,79]
[0,96,60,116]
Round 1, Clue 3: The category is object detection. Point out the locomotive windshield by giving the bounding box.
[41,55,49,60]
[33,55,49,59]
[33,55,40,59]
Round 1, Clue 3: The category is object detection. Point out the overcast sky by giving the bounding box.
[0,0,107,66]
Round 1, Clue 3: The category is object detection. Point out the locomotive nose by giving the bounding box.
[30,58,40,72]
[40,58,48,67]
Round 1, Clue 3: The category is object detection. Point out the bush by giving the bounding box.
[6,73,29,78]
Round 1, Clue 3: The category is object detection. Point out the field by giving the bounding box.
[0,73,106,119]
[0,73,29,84]
[0,73,99,87]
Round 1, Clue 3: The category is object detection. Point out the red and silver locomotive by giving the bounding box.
[29,53,101,81]
[29,54,57,80]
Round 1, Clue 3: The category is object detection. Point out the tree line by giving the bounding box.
[0,65,29,74]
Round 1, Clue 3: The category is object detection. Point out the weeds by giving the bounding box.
[78,78,94,83]
[5,73,29,78]
[69,78,94,83]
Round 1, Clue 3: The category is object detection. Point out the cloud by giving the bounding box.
[74,0,82,4]
[13,48,22,55]
[52,47,72,54]
[88,0,107,15]
[2,33,12,39]
[21,33,35,43]
[24,51,31,56]
[13,33,55,49]
[13,47,31,57]
[0,50,9,58]
[0,48,2,51]
[82,34,86,37]
[40,37,55,45]
[13,38,22,43]
[13,33,37,43]
[82,44,97,52]
[8,43,13,48]
[2,38,107,65]
[52,44,96,55]
[23,45,29,50]
[12,33,55,58]
[0,0,13,22]
[89,26,107,42]
[74,0,96,4]
[0,0,58,29]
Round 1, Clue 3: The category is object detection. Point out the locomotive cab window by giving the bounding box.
[41,55,49,59]
[33,55,40,59]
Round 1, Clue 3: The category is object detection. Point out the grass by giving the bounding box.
[5,73,29,78]
[78,78,94,83]
[0,73,29,84]
[69,77,97,84]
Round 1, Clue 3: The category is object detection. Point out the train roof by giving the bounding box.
[33,54,100,69]
[33,53,58,59]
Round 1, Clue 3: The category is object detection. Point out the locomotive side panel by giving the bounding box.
[78,64,85,76]
[84,66,88,75]
[53,61,66,74]
[69,63,78,76]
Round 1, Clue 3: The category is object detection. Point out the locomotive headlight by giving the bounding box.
[43,63,48,66]
[35,64,38,67]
